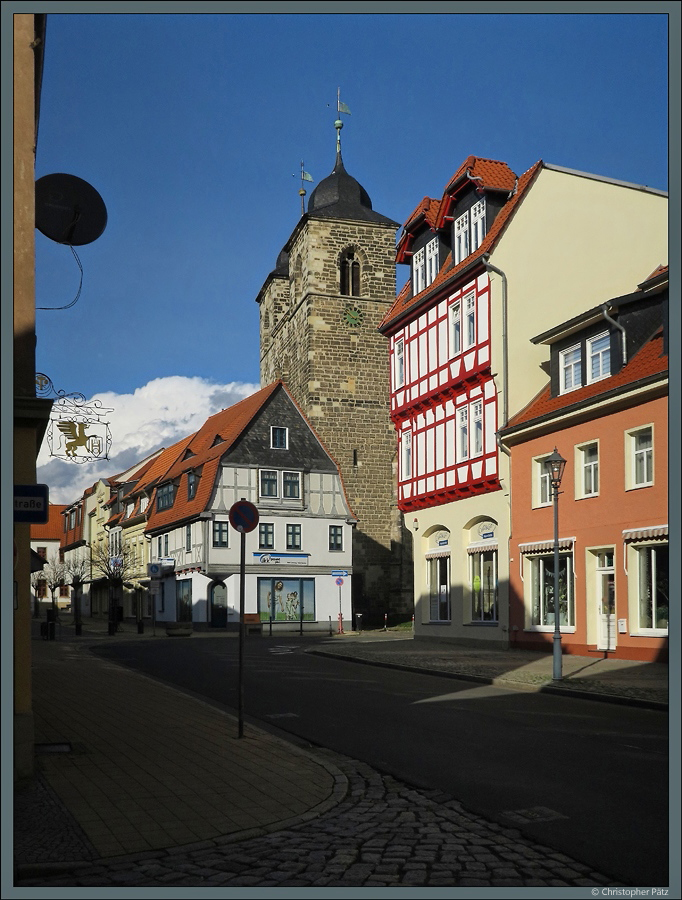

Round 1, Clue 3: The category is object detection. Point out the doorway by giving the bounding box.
[596,551,616,651]
[210,582,227,628]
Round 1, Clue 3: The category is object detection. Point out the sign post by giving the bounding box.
[229,500,259,738]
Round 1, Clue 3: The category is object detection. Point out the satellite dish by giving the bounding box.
[35,173,107,246]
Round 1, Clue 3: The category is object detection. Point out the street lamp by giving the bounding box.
[547,448,567,680]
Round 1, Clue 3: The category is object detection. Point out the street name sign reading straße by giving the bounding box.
[14,484,49,524]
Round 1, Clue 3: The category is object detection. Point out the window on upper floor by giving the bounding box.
[340,250,360,297]
[213,521,229,548]
[587,331,611,383]
[412,246,425,295]
[140,496,149,514]
[471,199,486,252]
[576,441,599,498]
[185,524,192,552]
[37,546,47,559]
[532,455,553,508]
[425,238,439,286]
[449,301,461,357]
[188,471,199,500]
[463,292,476,349]
[472,400,484,457]
[395,339,405,388]
[401,430,412,482]
[329,525,343,552]
[286,523,302,551]
[458,407,469,461]
[559,343,582,394]
[259,522,274,550]
[260,470,278,498]
[625,426,654,490]
[156,483,175,511]
[271,426,288,450]
[283,471,301,499]
[454,211,470,265]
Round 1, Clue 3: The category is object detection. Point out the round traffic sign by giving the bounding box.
[229,500,259,533]
[335,577,344,586]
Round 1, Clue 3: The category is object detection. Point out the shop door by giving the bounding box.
[597,553,616,651]
[210,583,227,628]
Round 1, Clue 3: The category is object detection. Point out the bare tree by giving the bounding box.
[64,549,91,636]
[90,541,136,635]
[30,570,46,618]
[41,554,66,617]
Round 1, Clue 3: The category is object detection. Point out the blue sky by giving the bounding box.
[26,9,670,501]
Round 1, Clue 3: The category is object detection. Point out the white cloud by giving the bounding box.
[37,376,261,504]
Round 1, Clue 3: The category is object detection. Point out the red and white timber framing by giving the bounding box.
[390,273,501,512]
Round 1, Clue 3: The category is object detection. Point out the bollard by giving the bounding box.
[137,621,144,634]
[356,613,362,633]
[384,613,388,631]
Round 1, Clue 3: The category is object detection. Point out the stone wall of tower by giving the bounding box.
[259,215,414,619]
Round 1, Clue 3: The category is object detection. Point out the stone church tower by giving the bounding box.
[257,123,412,621]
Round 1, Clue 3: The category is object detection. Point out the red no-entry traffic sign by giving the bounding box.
[229,500,259,534]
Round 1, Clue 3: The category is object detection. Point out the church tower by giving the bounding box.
[257,115,412,621]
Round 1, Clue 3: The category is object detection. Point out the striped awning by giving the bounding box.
[519,538,575,554]
[622,525,668,542]
[467,541,499,554]
[425,548,451,559]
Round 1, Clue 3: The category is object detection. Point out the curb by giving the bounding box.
[308,649,668,711]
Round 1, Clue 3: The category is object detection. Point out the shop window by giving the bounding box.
[530,553,575,628]
[637,544,668,631]
[258,577,315,622]
[428,555,450,622]
[470,549,497,621]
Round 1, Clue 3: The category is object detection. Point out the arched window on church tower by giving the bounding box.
[340,249,361,297]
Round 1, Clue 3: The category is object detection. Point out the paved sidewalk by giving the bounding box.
[11,620,669,889]
[311,630,669,708]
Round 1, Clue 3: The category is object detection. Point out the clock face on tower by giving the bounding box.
[343,306,364,328]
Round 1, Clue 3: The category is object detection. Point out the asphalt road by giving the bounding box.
[91,635,669,886]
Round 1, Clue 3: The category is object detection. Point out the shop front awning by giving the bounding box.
[424,549,451,559]
[622,525,668,542]
[519,538,575,554]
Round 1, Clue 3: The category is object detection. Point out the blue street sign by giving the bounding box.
[14,484,49,524]
[229,500,259,533]
[331,570,348,577]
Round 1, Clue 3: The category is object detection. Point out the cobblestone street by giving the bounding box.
[17,750,619,889]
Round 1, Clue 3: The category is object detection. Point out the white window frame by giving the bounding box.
[587,331,611,384]
[463,291,476,350]
[576,441,599,499]
[286,523,302,551]
[260,469,279,498]
[259,522,275,550]
[528,552,575,630]
[560,343,582,394]
[532,455,553,508]
[282,471,301,500]
[412,246,425,295]
[470,199,486,252]
[401,429,412,482]
[395,338,405,388]
[626,425,654,490]
[457,406,469,461]
[471,400,483,457]
[271,426,288,450]
[329,525,344,552]
[454,211,470,265]
[425,237,439,286]
[634,543,668,633]
[470,548,498,622]
[449,301,461,357]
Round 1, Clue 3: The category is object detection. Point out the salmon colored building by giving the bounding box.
[501,268,668,662]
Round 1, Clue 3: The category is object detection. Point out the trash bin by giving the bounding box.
[41,620,55,640]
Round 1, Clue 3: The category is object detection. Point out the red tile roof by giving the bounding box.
[30,504,67,542]
[145,382,282,532]
[382,160,543,332]
[396,197,441,261]
[506,329,667,431]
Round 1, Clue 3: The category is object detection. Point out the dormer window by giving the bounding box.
[340,250,360,296]
[560,344,582,394]
[471,200,486,252]
[412,246,425,295]
[587,331,611,383]
[425,238,439,286]
[188,471,199,500]
[156,483,175,511]
[454,211,470,265]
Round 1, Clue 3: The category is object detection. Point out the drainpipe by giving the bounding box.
[600,304,627,366]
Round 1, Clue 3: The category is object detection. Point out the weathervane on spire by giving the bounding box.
[335,87,351,153]
[293,161,314,215]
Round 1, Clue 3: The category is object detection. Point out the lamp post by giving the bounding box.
[547,448,567,681]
